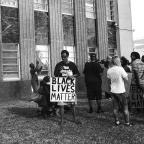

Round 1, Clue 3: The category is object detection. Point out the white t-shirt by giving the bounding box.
[107,66,128,94]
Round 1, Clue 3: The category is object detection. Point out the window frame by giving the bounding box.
[85,0,96,19]
[34,0,50,79]
[0,0,18,8]
[0,1,20,81]
[106,0,115,21]
[35,45,50,80]
[62,0,76,63]
[2,43,20,81]
[61,0,73,15]
[34,0,48,12]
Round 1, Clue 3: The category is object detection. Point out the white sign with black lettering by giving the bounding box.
[50,77,76,102]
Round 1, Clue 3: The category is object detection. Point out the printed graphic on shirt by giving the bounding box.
[62,66,73,77]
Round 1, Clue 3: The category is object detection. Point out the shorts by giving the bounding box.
[87,85,102,100]
[111,93,128,110]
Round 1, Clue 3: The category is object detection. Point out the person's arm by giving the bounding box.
[133,70,140,86]
[132,63,141,86]
[98,63,104,75]
[107,69,110,79]
[121,67,128,81]
[83,63,86,74]
[68,63,80,79]
[54,63,62,77]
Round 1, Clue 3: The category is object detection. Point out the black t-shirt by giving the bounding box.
[83,61,103,83]
[54,61,80,77]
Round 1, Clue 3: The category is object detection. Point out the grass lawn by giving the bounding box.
[0,99,144,144]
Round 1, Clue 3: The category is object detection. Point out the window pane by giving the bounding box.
[3,59,17,64]
[3,72,19,79]
[63,15,74,46]
[2,43,20,80]
[34,11,49,45]
[1,6,19,43]
[62,0,73,15]
[3,52,17,58]
[89,47,96,53]
[34,0,48,12]
[107,21,117,56]
[1,0,18,7]
[86,18,97,47]
[36,45,49,77]
[85,0,96,19]
[106,0,114,21]
[2,43,18,50]
[3,65,18,72]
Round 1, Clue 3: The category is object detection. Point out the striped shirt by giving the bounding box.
[131,59,144,86]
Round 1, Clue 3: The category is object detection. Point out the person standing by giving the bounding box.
[130,52,144,111]
[54,50,80,126]
[101,56,112,100]
[121,56,131,73]
[107,56,132,126]
[83,53,103,113]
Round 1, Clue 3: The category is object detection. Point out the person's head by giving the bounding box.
[112,56,121,66]
[141,55,144,63]
[61,50,69,63]
[29,63,35,69]
[130,52,140,61]
[90,53,97,62]
[121,56,129,66]
[106,56,112,62]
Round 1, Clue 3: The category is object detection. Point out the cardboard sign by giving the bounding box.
[50,77,76,102]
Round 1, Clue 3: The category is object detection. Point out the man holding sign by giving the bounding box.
[53,50,80,126]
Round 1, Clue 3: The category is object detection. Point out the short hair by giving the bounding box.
[29,63,35,68]
[131,52,140,59]
[61,50,69,56]
[112,56,121,66]
[121,56,129,66]
[90,53,96,58]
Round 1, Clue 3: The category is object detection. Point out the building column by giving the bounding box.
[74,0,87,73]
[48,0,64,76]
[19,0,35,80]
[114,0,121,56]
[0,6,2,81]
[96,0,108,60]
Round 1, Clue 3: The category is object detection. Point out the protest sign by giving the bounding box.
[50,77,76,102]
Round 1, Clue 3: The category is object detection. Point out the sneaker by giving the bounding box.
[115,121,121,126]
[124,122,133,127]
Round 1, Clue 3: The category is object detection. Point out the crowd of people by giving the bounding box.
[29,50,144,127]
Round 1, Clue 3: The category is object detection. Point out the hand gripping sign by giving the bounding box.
[50,77,76,102]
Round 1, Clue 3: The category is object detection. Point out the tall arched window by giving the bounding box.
[1,0,20,81]
[85,0,97,60]
[62,0,75,62]
[106,0,117,56]
[34,0,50,78]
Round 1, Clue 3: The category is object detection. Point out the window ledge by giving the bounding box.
[3,78,20,82]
